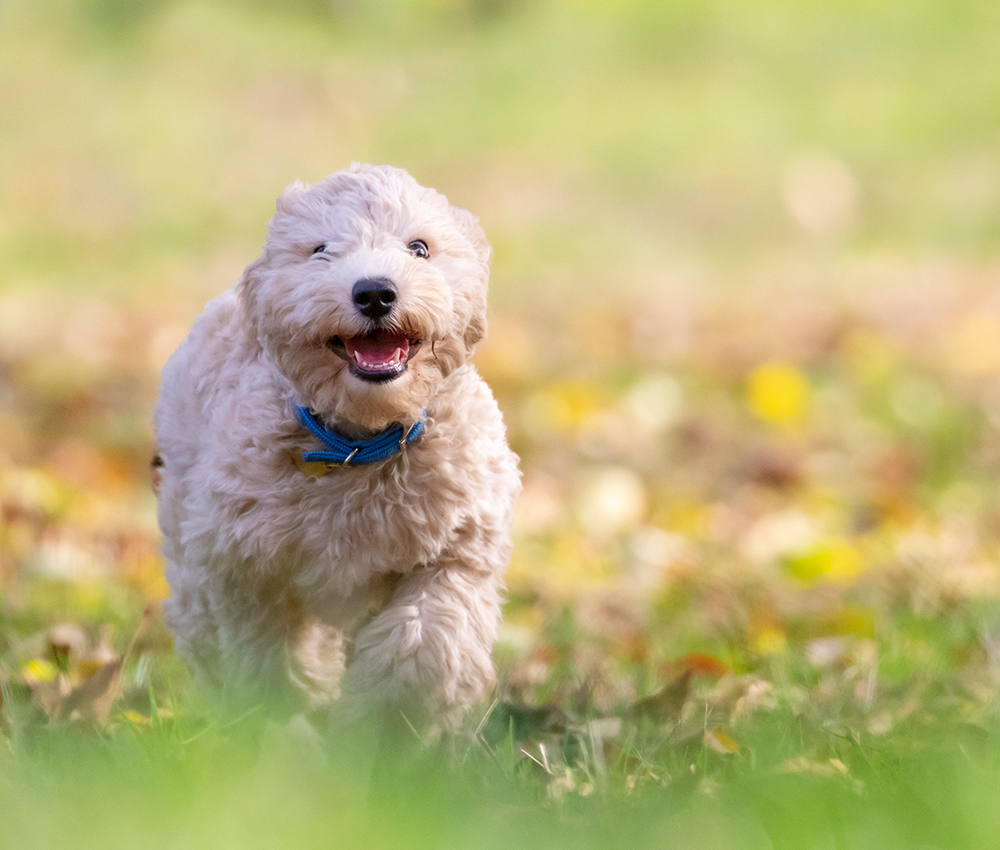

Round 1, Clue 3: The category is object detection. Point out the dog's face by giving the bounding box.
[239,164,490,430]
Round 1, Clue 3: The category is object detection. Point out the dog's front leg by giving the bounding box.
[337,561,503,735]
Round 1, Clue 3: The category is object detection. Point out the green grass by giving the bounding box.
[3,571,1000,848]
[3,681,1000,850]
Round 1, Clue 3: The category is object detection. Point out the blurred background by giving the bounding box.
[3,0,1000,718]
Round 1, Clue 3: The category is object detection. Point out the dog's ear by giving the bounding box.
[451,206,491,354]
[275,180,310,215]
[451,206,492,273]
[236,254,267,329]
[463,288,488,354]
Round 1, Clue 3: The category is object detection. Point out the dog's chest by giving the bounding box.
[282,455,459,592]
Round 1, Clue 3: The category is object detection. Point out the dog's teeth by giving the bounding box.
[349,344,407,372]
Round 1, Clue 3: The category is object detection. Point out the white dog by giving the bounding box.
[155,164,521,732]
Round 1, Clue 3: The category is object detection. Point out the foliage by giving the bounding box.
[3,0,1000,846]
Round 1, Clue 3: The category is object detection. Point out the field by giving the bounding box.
[3,0,1000,846]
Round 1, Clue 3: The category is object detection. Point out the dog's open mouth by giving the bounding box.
[328,331,422,383]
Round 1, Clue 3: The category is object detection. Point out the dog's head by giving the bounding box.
[239,164,491,431]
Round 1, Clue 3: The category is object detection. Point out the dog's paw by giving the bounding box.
[286,617,346,710]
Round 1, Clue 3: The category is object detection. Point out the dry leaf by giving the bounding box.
[629,670,692,724]
[778,757,850,778]
[704,726,739,754]
[662,652,730,680]
[55,659,122,724]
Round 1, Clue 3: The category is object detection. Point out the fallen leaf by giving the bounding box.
[629,669,692,724]
[55,659,122,724]
[746,361,811,426]
[741,446,802,490]
[784,539,863,585]
[662,652,730,680]
[753,626,787,656]
[123,709,152,726]
[22,659,57,684]
[778,757,852,779]
[704,726,739,754]
[47,623,87,672]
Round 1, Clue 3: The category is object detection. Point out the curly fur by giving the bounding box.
[155,164,521,731]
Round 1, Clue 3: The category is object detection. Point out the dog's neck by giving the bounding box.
[310,412,387,442]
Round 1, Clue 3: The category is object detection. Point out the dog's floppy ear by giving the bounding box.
[451,206,491,353]
[275,180,310,215]
[463,286,488,353]
[451,206,492,273]
[236,254,267,329]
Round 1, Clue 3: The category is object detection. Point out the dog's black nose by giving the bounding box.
[352,278,397,320]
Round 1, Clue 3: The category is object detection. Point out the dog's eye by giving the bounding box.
[312,244,329,256]
[407,240,430,260]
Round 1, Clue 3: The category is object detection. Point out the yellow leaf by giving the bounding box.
[124,710,152,726]
[521,381,605,436]
[704,727,740,754]
[746,361,810,425]
[785,539,863,586]
[754,626,787,656]
[820,607,877,639]
[22,659,56,683]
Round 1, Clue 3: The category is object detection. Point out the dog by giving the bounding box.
[155,164,521,733]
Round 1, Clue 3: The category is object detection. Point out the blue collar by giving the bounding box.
[296,406,425,468]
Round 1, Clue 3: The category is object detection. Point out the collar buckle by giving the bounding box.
[399,421,419,450]
[327,447,358,469]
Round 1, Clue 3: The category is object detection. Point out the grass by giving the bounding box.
[3,0,1000,846]
[3,673,1000,849]
[3,557,1000,848]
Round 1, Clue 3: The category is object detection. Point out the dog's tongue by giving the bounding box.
[344,332,410,372]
